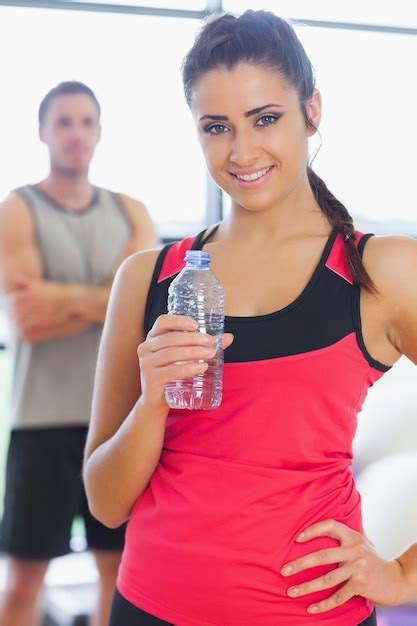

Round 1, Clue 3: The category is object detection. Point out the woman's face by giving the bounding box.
[190,63,321,213]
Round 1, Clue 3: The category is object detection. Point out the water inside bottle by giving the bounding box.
[165,314,224,410]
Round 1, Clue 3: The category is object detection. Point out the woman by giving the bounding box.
[83,10,417,626]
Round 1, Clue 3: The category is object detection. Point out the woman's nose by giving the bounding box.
[229,132,259,167]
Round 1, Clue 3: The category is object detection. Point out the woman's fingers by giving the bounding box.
[140,358,209,391]
[163,360,209,382]
[222,333,234,349]
[138,316,234,394]
[149,345,217,368]
[145,312,234,354]
[147,329,215,352]
[139,319,208,387]
[147,330,233,353]
[148,314,197,337]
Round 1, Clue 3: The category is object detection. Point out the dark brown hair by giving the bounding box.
[39,81,101,126]
[182,10,375,292]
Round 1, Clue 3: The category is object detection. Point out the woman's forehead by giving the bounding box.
[190,64,296,117]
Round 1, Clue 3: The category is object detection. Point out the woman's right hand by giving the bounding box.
[137,314,234,413]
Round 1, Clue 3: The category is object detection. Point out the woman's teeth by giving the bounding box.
[234,166,272,181]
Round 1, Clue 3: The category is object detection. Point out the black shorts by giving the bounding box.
[0,426,126,560]
[109,590,378,626]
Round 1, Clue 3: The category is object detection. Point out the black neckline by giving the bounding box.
[29,184,100,215]
[192,223,220,250]
[192,226,339,322]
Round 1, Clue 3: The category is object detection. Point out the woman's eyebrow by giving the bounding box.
[244,103,284,117]
[199,103,284,122]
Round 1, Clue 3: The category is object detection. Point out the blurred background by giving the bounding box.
[0,1,416,625]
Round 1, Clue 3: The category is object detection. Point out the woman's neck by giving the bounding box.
[222,184,330,246]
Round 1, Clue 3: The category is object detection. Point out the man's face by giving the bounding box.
[39,93,101,175]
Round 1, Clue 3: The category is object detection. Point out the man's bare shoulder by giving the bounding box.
[115,192,148,223]
[0,190,33,237]
[0,190,42,288]
[114,192,158,249]
[116,192,146,210]
[0,189,31,215]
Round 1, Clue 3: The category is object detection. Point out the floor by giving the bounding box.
[0,551,97,625]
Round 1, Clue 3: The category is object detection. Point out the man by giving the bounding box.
[0,81,158,626]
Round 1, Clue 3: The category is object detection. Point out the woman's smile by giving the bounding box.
[229,164,275,189]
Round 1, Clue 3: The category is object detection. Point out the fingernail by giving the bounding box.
[281,565,293,576]
[308,606,318,613]
[288,587,299,596]
[296,532,305,542]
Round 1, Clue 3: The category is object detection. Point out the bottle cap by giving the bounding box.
[185,250,210,266]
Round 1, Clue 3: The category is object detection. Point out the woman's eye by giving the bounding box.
[256,114,281,127]
[204,124,229,135]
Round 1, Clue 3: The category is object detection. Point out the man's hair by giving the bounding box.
[38,81,101,125]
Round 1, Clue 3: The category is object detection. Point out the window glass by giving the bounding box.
[224,1,417,29]
[72,0,207,9]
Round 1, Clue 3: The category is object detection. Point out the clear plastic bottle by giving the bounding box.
[164,249,225,410]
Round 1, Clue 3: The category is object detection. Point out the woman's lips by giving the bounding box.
[230,165,274,189]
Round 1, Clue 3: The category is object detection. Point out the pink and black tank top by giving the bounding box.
[117,226,390,626]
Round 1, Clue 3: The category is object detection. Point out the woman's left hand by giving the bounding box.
[280,519,411,615]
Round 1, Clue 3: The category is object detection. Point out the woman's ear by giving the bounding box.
[306,89,322,136]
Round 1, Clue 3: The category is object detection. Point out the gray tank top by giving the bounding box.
[9,184,133,429]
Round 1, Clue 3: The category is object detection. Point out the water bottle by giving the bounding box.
[164,249,224,410]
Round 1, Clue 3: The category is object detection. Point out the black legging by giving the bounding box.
[109,589,378,625]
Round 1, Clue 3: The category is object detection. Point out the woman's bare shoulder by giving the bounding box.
[361,233,417,291]
[363,233,417,363]
[116,246,163,291]
[104,246,165,336]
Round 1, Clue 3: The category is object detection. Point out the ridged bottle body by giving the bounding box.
[164,251,224,410]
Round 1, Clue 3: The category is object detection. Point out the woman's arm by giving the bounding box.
[279,234,417,614]
[378,235,417,364]
[83,248,164,528]
[374,235,417,590]
[83,249,233,528]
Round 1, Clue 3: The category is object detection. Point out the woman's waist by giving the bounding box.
[121,475,365,626]
[152,447,356,502]
[127,449,362,559]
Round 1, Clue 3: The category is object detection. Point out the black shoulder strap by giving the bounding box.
[143,243,171,336]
